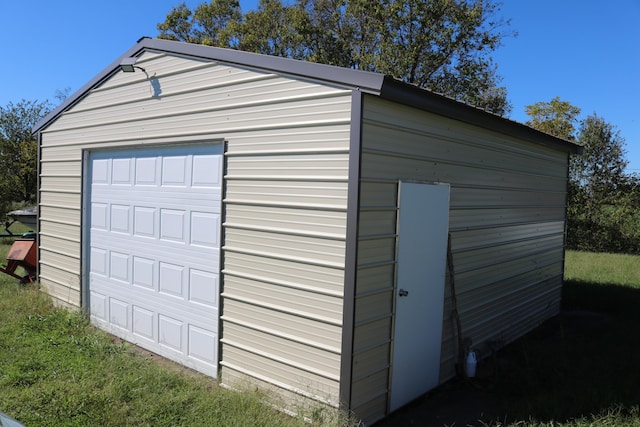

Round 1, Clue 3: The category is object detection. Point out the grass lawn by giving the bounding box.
[1,245,639,426]
[490,250,640,426]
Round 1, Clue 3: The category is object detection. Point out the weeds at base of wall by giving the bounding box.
[300,404,363,427]
[221,378,364,427]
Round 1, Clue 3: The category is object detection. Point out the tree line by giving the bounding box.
[0,100,47,216]
[1,0,637,253]
[525,97,640,254]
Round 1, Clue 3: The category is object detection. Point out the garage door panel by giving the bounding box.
[135,156,159,185]
[159,315,183,351]
[112,158,133,184]
[162,156,189,185]
[92,158,110,183]
[189,325,217,364]
[192,155,222,187]
[91,193,222,210]
[91,234,219,272]
[90,291,107,321]
[190,212,221,247]
[133,256,155,289]
[91,272,218,321]
[160,209,188,242]
[91,276,219,370]
[189,269,219,307]
[110,205,131,233]
[132,305,155,341]
[93,150,221,188]
[90,247,108,275]
[159,261,185,297]
[134,208,156,237]
[88,144,221,376]
[91,236,220,283]
[109,251,130,283]
[109,297,130,330]
[90,203,221,243]
[91,203,108,229]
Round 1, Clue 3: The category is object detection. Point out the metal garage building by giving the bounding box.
[33,37,580,424]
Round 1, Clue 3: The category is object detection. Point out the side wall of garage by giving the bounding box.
[38,50,353,407]
[350,95,569,423]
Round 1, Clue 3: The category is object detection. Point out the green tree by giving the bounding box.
[157,3,201,44]
[157,0,243,47]
[569,115,639,253]
[375,0,510,113]
[525,96,581,141]
[525,98,640,253]
[524,96,582,193]
[0,99,50,214]
[192,0,243,46]
[574,114,628,201]
[295,0,355,67]
[157,0,513,115]
[238,0,307,57]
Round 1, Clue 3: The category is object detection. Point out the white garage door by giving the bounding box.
[88,144,222,376]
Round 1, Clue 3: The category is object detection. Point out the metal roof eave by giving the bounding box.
[33,40,151,133]
[139,38,387,94]
[378,77,583,155]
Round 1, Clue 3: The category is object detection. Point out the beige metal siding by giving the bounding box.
[351,95,569,423]
[223,134,351,408]
[38,50,352,407]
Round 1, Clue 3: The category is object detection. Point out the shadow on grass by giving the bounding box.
[374,279,640,426]
[491,279,640,424]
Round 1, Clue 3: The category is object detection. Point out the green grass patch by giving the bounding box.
[564,250,640,286]
[487,250,640,426]
[0,278,357,426]
[1,220,34,241]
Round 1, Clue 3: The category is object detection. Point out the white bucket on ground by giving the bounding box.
[466,351,477,378]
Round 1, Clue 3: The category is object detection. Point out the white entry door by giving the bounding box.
[390,182,450,411]
[87,144,222,376]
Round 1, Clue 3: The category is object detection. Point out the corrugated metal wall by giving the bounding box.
[352,96,569,423]
[38,50,352,407]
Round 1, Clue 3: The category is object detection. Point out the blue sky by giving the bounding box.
[2,1,638,171]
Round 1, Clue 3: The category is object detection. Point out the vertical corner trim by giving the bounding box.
[339,90,364,410]
[35,132,42,282]
[80,150,91,313]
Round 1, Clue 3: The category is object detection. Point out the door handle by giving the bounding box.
[398,289,409,297]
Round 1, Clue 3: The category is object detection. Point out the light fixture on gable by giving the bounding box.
[118,56,161,98]
[119,57,146,73]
